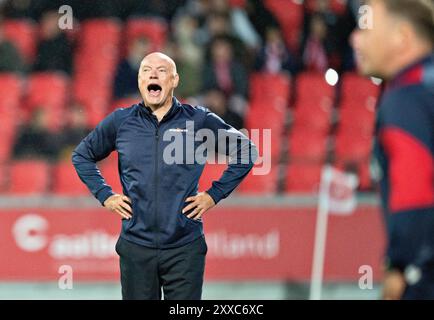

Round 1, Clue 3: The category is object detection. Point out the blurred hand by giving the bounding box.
[104,194,133,220]
[182,192,216,220]
[382,270,406,300]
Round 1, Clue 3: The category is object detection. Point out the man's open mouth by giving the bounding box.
[147,84,162,97]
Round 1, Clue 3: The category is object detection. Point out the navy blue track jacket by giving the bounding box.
[374,54,434,273]
[72,97,257,248]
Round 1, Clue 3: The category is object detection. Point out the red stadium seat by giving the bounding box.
[237,163,278,194]
[109,98,141,113]
[73,19,122,127]
[246,100,286,162]
[294,72,335,133]
[198,162,228,192]
[249,72,291,106]
[8,160,50,194]
[229,0,246,7]
[52,161,89,195]
[305,0,347,14]
[75,19,121,51]
[26,73,69,131]
[265,0,303,51]
[339,73,379,131]
[288,128,328,162]
[3,19,37,63]
[285,162,323,193]
[73,77,110,126]
[125,18,168,53]
[335,126,373,162]
[247,72,290,162]
[0,121,16,162]
[0,74,21,161]
[0,73,22,110]
[0,163,6,192]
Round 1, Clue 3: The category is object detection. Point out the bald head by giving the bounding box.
[138,52,179,110]
[140,52,177,75]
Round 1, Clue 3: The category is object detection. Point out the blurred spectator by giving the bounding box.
[338,0,361,71]
[114,36,151,99]
[244,0,280,41]
[205,89,244,130]
[208,0,261,50]
[0,20,25,72]
[170,15,203,98]
[124,0,186,21]
[33,10,73,74]
[255,26,299,75]
[58,103,91,161]
[202,36,249,115]
[13,108,60,161]
[302,13,330,73]
[202,12,248,66]
[301,0,348,71]
[2,0,37,19]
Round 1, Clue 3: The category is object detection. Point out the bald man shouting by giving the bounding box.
[72,52,257,300]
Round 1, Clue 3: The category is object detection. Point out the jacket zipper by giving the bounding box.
[154,124,160,248]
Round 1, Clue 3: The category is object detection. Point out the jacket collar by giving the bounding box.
[138,97,182,122]
[387,53,433,91]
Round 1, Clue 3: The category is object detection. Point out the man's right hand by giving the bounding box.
[104,194,133,220]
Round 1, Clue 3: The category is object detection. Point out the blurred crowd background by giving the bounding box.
[0,0,379,197]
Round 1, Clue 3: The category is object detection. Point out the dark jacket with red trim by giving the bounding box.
[374,53,434,273]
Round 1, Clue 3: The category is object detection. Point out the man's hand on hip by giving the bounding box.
[182,192,216,220]
[104,194,133,220]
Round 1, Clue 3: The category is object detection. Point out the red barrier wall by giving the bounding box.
[0,205,385,282]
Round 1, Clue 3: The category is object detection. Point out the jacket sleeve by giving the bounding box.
[71,112,117,205]
[202,110,258,204]
[379,92,434,271]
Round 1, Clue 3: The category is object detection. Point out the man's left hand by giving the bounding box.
[182,192,216,220]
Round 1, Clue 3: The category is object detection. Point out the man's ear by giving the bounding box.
[173,73,180,88]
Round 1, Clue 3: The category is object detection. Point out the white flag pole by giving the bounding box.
[309,165,332,300]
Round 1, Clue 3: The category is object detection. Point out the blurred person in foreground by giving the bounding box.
[72,52,257,299]
[352,0,434,299]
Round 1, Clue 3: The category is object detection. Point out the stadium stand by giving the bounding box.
[52,160,90,195]
[124,17,168,53]
[25,72,69,131]
[265,0,303,51]
[3,19,37,63]
[0,1,380,197]
[0,74,21,162]
[73,19,122,127]
[7,160,51,195]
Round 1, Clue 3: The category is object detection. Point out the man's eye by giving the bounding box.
[159,69,166,72]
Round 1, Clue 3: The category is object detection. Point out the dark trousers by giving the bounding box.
[115,235,207,300]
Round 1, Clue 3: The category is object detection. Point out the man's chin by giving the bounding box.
[144,97,169,109]
[356,63,383,79]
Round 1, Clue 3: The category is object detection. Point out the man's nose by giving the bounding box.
[149,69,158,78]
